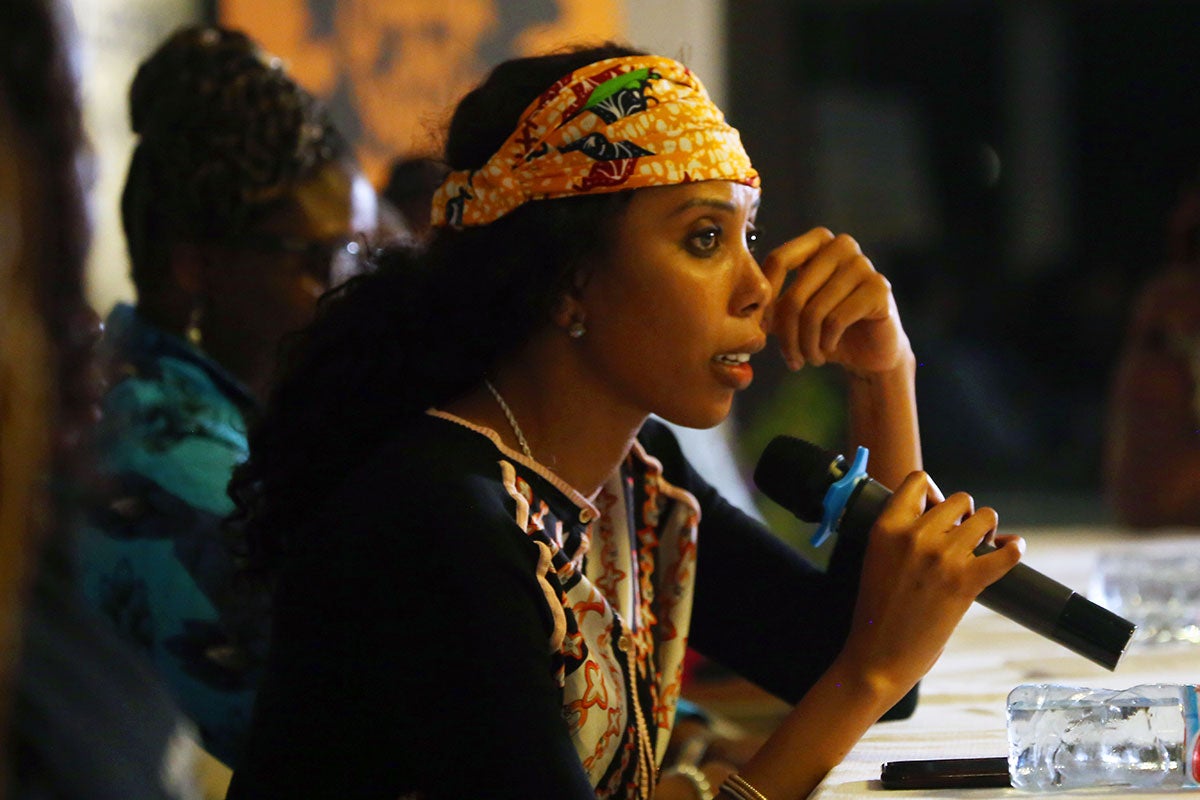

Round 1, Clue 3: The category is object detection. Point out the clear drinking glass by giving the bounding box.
[1089,547,1200,645]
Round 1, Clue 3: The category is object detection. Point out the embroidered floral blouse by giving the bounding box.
[228,411,867,800]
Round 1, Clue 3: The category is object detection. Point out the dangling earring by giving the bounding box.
[567,320,587,339]
[185,305,204,349]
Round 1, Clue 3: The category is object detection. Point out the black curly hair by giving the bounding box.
[229,42,645,575]
[120,25,353,295]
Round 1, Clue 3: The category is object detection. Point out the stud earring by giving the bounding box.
[567,320,586,339]
[185,305,204,349]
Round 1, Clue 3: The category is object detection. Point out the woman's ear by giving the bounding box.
[551,292,586,334]
[551,256,600,333]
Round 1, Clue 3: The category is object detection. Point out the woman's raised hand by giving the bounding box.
[836,472,1024,699]
[761,228,910,377]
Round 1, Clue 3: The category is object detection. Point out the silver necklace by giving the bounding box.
[484,379,533,459]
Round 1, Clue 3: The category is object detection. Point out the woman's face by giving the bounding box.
[575,180,770,428]
[204,161,378,364]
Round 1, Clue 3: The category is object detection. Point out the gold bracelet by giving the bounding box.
[663,764,715,800]
[719,773,770,800]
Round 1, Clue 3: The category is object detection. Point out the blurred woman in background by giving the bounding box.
[1106,179,1200,528]
[75,24,377,769]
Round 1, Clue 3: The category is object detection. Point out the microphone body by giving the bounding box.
[756,437,1135,671]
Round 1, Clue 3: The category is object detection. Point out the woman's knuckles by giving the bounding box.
[806,226,835,245]
[830,232,862,255]
[973,506,999,530]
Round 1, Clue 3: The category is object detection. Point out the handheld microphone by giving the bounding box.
[753,436,1135,671]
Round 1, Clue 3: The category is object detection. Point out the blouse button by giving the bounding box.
[579,508,595,523]
[617,632,632,653]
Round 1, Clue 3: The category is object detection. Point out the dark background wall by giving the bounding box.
[726,0,1200,515]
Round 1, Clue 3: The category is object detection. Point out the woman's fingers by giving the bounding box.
[971,532,1025,587]
[918,491,976,535]
[767,231,892,369]
[764,229,839,366]
[876,472,1022,594]
[788,256,872,366]
[924,500,1022,592]
[925,474,946,506]
[882,470,937,521]
[991,533,1025,552]
[812,276,890,359]
[759,226,835,297]
[844,470,1026,696]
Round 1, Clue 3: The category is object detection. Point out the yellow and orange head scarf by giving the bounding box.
[430,55,759,228]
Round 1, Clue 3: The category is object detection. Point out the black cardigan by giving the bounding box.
[228,415,870,799]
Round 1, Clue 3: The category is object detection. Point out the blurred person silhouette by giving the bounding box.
[380,155,450,243]
[0,1,205,797]
[74,24,378,770]
[225,44,1022,799]
[1106,177,1200,527]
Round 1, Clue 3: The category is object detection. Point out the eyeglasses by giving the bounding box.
[235,231,368,286]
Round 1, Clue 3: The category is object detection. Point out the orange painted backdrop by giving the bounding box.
[220,0,621,184]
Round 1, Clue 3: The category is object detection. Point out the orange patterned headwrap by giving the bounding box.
[430,55,760,228]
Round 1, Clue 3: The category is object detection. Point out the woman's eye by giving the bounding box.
[688,226,721,255]
[746,227,760,254]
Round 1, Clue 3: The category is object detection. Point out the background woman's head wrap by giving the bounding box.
[431,55,759,228]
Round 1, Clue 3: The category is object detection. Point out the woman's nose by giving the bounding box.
[734,252,772,317]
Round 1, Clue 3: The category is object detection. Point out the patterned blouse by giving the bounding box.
[76,303,267,767]
[229,411,868,799]
[430,410,699,798]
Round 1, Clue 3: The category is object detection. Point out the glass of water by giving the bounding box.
[1090,547,1200,646]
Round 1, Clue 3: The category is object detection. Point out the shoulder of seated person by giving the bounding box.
[323,416,529,536]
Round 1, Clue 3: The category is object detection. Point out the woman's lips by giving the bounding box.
[712,352,754,389]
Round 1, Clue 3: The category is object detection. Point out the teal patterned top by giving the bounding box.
[77,303,267,767]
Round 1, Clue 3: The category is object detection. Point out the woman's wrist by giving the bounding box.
[845,346,917,385]
[844,346,921,487]
[822,653,904,722]
[844,348,918,434]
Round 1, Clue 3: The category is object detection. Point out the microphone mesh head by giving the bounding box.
[753,436,844,523]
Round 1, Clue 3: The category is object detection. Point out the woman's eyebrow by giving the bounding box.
[668,197,739,216]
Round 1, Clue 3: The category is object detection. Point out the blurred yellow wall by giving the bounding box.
[221,0,622,185]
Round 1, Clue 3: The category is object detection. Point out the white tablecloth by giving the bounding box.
[808,526,1200,799]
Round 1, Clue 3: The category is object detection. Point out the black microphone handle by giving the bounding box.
[842,478,1133,671]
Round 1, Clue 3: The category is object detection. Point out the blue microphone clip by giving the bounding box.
[811,445,870,547]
